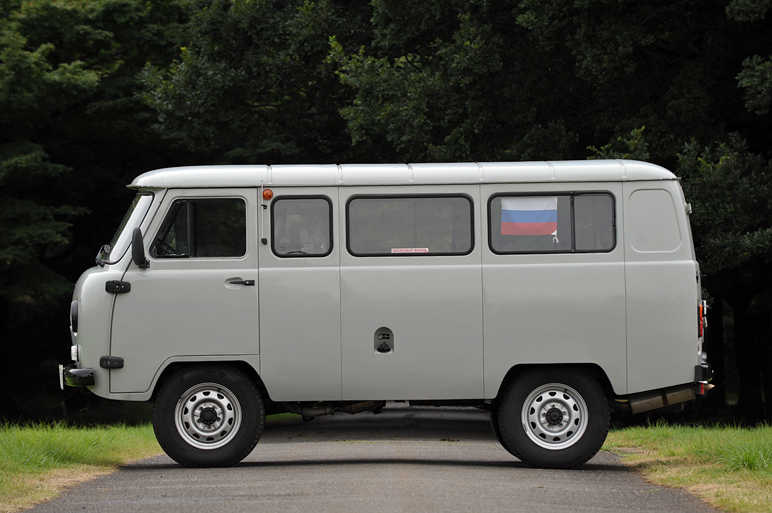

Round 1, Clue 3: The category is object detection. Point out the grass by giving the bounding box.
[0,422,162,513]
[604,423,772,513]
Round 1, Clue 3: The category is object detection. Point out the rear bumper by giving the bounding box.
[614,364,714,415]
[695,363,713,382]
[59,364,95,389]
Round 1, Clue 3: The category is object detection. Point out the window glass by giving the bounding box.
[106,193,154,262]
[490,193,615,254]
[575,194,615,251]
[151,198,246,258]
[272,197,332,257]
[490,196,572,253]
[347,196,472,256]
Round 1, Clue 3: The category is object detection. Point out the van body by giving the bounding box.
[60,160,711,468]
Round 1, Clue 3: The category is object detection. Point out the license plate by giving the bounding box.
[59,364,64,390]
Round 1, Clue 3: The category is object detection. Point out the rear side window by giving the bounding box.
[272,197,332,257]
[489,193,615,254]
[347,196,473,256]
[151,198,246,258]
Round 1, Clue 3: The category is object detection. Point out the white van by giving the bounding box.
[60,160,712,469]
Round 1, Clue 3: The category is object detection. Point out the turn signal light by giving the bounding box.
[262,189,273,200]
[698,300,708,338]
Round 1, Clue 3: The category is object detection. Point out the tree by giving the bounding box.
[141,0,373,164]
[0,0,189,418]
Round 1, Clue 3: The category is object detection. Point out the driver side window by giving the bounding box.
[151,198,246,258]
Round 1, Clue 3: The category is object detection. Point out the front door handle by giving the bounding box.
[229,280,255,286]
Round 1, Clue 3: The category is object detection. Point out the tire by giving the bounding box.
[153,365,265,467]
[490,407,506,448]
[496,368,609,469]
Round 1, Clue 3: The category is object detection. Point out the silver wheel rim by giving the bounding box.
[174,383,241,450]
[521,383,588,450]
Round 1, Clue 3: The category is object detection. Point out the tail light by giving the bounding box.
[698,300,708,338]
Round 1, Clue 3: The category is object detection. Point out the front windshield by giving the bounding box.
[105,193,154,263]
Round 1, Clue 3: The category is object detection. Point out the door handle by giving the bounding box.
[229,280,255,286]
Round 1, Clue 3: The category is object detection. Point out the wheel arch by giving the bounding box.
[150,360,270,405]
[493,364,613,406]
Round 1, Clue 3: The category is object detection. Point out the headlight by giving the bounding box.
[71,345,79,362]
[70,300,78,345]
[70,300,78,333]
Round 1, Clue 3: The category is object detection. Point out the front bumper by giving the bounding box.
[59,364,95,389]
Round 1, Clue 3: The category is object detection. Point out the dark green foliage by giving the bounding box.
[141,0,373,164]
[1,0,190,418]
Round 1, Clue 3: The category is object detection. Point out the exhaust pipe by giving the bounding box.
[281,401,386,418]
[626,383,710,415]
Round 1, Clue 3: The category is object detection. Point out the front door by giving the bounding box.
[110,188,259,394]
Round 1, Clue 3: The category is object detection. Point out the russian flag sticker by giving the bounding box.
[501,197,558,238]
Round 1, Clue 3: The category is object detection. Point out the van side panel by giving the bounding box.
[339,185,484,401]
[624,182,699,394]
[481,183,628,396]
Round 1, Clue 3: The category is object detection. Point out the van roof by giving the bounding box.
[129,160,676,189]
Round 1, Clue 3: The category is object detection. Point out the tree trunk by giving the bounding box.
[732,300,766,422]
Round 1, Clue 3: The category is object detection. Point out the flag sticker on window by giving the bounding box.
[501,197,559,241]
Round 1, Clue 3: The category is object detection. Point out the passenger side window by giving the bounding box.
[151,198,246,258]
[347,196,472,256]
[489,193,615,254]
[574,194,615,251]
[272,197,332,257]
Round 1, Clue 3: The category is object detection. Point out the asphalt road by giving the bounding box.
[30,406,719,513]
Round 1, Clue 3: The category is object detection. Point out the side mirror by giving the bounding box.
[131,227,150,269]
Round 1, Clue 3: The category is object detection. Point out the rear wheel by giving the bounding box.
[153,365,264,467]
[496,368,609,469]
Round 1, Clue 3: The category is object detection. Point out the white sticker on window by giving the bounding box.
[391,248,429,254]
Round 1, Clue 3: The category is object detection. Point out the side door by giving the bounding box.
[339,186,483,400]
[257,188,342,401]
[109,188,259,394]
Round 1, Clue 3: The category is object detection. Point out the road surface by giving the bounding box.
[29,406,718,513]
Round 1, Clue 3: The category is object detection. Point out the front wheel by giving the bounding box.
[496,368,609,469]
[153,365,265,467]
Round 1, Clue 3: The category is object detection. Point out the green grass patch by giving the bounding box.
[604,423,772,513]
[0,422,162,513]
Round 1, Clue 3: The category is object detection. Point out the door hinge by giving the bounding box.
[105,280,131,294]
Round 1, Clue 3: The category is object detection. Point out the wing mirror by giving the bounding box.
[131,227,150,269]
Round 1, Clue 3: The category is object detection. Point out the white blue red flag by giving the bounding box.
[501,197,558,238]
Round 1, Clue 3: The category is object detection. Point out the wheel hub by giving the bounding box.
[545,407,564,425]
[197,405,220,427]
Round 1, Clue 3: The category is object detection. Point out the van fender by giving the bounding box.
[105,355,263,402]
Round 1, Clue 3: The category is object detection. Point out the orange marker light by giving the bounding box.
[263,189,273,200]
